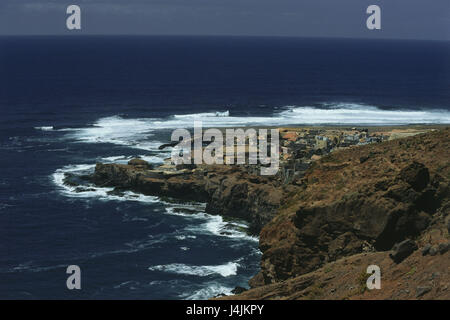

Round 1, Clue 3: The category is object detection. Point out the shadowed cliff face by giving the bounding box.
[219,192,449,300]
[253,128,450,287]
[90,163,287,234]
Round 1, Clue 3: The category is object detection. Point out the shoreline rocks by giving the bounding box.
[89,159,286,233]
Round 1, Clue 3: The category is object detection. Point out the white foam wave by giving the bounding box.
[52,163,96,186]
[278,104,450,125]
[175,235,197,240]
[174,110,230,118]
[164,206,206,218]
[183,283,234,300]
[186,214,258,242]
[9,262,68,273]
[148,261,239,277]
[164,202,256,241]
[60,116,159,151]
[52,164,159,203]
[59,104,450,152]
[100,155,129,162]
[164,104,450,126]
[113,280,141,290]
[34,126,54,131]
[52,167,249,238]
[100,154,166,165]
[51,164,254,240]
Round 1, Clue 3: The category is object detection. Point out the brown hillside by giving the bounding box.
[232,127,449,299]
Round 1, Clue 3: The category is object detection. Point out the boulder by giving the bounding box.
[399,162,430,191]
[176,163,197,170]
[421,244,432,256]
[158,141,179,150]
[128,158,151,169]
[93,163,139,187]
[389,239,417,263]
[416,286,432,298]
[438,242,449,255]
[231,286,248,294]
[429,246,439,256]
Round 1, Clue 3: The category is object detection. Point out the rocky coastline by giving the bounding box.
[86,160,288,234]
[64,126,450,299]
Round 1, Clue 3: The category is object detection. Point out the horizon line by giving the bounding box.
[0,33,449,43]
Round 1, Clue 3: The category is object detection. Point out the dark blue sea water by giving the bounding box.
[0,36,449,299]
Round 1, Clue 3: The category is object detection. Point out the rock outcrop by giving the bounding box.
[90,160,288,233]
[128,158,152,169]
[389,239,417,263]
[250,128,449,288]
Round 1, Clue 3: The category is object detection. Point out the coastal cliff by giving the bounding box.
[89,163,288,233]
[225,127,450,299]
[70,127,449,299]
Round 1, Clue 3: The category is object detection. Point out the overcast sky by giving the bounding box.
[0,0,449,40]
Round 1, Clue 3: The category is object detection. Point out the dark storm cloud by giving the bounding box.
[0,0,448,40]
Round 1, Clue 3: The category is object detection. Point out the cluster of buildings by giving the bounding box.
[277,128,389,183]
[160,126,429,184]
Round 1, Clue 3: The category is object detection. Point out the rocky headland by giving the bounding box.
[65,126,450,299]
[88,161,288,234]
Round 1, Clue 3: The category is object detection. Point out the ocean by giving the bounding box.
[0,36,449,299]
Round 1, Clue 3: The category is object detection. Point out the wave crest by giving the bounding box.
[148,261,239,277]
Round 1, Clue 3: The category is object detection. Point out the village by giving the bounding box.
[274,127,435,183]
[153,126,436,185]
